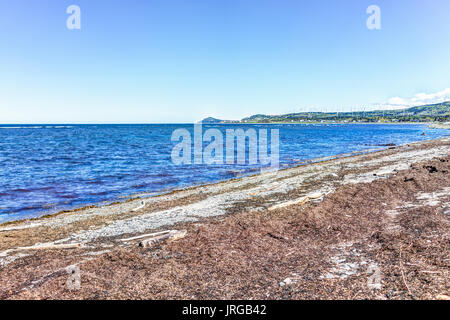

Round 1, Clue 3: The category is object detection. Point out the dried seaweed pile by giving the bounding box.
[1,155,449,300]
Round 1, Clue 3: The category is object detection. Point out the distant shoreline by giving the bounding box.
[203,101,450,124]
[0,121,449,127]
[210,121,445,125]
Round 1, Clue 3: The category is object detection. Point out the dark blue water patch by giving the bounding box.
[0,123,448,223]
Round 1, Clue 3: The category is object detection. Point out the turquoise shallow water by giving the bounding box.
[0,123,448,223]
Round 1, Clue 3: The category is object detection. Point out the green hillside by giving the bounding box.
[240,102,450,123]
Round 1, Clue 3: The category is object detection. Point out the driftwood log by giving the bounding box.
[119,230,174,242]
[138,230,187,248]
[268,192,323,211]
[0,242,84,258]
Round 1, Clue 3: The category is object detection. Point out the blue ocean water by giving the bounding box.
[0,123,448,223]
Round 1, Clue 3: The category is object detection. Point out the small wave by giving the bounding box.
[145,178,179,187]
[364,143,396,147]
[9,188,32,193]
[8,186,55,194]
[222,169,249,178]
[153,172,173,178]
[0,125,73,129]
[86,180,104,185]
[44,126,73,129]
[58,194,77,199]
[16,205,46,212]
[131,183,152,189]
[0,126,43,129]
[88,191,110,196]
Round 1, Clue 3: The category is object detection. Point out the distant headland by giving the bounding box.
[202,101,450,124]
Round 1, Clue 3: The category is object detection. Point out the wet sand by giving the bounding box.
[0,138,449,300]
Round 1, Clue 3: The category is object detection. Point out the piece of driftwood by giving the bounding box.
[0,223,40,232]
[139,230,187,248]
[268,192,323,211]
[0,242,84,257]
[17,243,83,251]
[436,294,450,300]
[119,230,173,242]
[168,229,188,242]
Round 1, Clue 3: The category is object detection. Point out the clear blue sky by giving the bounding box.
[1,0,450,123]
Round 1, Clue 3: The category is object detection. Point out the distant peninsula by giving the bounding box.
[202,101,450,124]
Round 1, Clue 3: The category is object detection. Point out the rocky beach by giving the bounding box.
[0,137,449,300]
